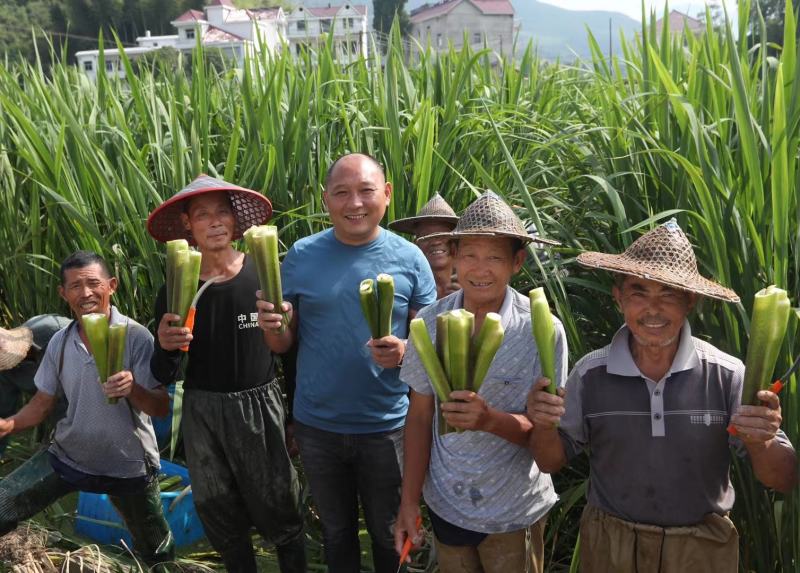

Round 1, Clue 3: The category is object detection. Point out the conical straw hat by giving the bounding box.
[388,193,459,235]
[577,218,739,302]
[422,190,560,246]
[147,174,272,244]
[0,325,33,371]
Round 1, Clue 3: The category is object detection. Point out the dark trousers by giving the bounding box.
[294,420,404,573]
[182,381,306,573]
[0,448,174,566]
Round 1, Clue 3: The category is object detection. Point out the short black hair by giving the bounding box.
[59,251,111,285]
[325,153,385,189]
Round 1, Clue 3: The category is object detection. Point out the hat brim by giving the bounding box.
[388,215,459,236]
[147,183,273,244]
[577,251,740,303]
[420,229,561,247]
[0,327,33,372]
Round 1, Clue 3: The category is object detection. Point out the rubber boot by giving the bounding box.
[110,480,175,567]
[276,533,308,573]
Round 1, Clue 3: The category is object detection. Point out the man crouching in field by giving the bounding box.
[395,191,565,573]
[0,251,174,566]
[527,219,798,572]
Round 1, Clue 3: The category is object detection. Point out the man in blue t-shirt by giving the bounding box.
[259,153,437,573]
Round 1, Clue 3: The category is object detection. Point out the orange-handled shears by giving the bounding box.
[395,515,423,573]
[728,355,800,436]
[180,276,223,352]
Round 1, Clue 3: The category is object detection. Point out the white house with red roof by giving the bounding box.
[76,0,286,80]
[286,3,368,63]
[409,0,515,57]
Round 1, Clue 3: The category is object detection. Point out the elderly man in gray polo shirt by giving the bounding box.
[528,219,797,572]
[0,251,173,566]
[396,191,564,573]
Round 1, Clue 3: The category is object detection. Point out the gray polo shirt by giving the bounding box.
[35,307,161,478]
[401,287,566,534]
[559,321,793,527]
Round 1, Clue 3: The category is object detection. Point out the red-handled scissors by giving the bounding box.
[728,354,800,436]
[396,514,423,573]
[179,276,223,352]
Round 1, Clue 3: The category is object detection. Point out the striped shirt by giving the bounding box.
[401,287,565,534]
[559,321,793,527]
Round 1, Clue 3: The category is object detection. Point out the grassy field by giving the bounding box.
[0,0,798,570]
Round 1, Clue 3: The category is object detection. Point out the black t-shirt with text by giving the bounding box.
[150,254,276,392]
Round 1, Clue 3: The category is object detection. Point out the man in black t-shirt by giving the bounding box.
[147,175,305,573]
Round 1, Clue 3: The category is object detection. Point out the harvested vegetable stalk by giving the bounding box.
[471,313,504,392]
[359,279,380,339]
[245,225,287,333]
[436,313,451,379]
[530,288,557,394]
[106,323,127,405]
[165,239,188,317]
[742,286,792,405]
[173,250,202,327]
[359,273,396,338]
[448,309,473,392]
[81,313,110,391]
[410,318,451,404]
[377,273,395,337]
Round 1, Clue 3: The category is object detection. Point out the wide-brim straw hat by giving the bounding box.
[0,325,33,371]
[422,190,560,246]
[577,218,739,302]
[147,174,272,244]
[388,193,459,235]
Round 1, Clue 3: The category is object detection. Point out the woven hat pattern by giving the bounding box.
[577,219,739,302]
[0,326,33,371]
[147,175,272,243]
[423,190,559,246]
[388,193,458,235]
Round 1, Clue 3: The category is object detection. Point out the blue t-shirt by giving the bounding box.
[282,227,437,433]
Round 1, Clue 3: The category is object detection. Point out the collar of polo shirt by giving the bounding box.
[606,320,700,381]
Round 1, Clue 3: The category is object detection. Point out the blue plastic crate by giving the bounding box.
[74,459,205,548]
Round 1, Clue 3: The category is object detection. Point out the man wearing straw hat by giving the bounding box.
[148,175,306,573]
[396,190,564,573]
[259,153,437,573]
[0,250,174,566]
[388,193,461,299]
[527,219,797,572]
[0,314,71,456]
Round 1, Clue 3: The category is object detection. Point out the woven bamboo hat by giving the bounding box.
[388,193,459,235]
[423,190,560,246]
[577,218,739,302]
[147,174,272,244]
[0,325,32,371]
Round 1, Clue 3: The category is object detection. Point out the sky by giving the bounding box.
[537,0,738,22]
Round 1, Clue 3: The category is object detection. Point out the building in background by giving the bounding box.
[286,3,369,63]
[655,9,705,37]
[409,0,515,58]
[76,0,287,80]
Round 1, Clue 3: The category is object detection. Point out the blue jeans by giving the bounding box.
[294,421,404,573]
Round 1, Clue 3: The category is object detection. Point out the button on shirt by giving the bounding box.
[558,321,794,527]
[35,308,161,479]
[401,287,566,534]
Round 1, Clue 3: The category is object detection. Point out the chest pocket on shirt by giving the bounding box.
[480,376,531,414]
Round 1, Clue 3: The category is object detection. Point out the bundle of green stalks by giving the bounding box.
[742,286,793,405]
[359,273,395,339]
[244,225,287,333]
[165,239,201,328]
[81,314,127,405]
[530,288,557,394]
[410,310,504,434]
